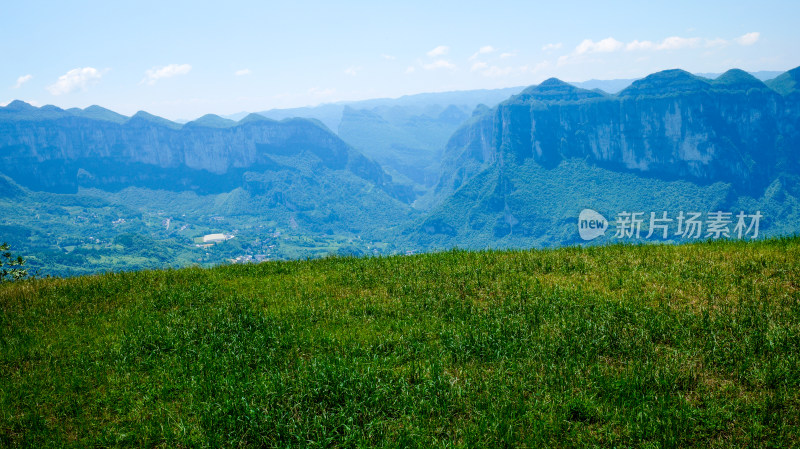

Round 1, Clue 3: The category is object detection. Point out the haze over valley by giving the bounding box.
[2,66,800,276]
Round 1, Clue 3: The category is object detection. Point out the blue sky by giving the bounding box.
[2,0,798,120]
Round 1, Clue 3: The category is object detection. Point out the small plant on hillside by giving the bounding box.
[1,242,28,282]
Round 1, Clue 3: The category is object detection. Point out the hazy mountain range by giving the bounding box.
[0,66,798,275]
[230,70,785,191]
[408,67,800,250]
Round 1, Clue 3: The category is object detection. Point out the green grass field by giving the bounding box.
[2,238,799,447]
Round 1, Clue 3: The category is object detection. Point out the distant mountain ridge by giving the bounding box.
[0,102,413,204]
[225,70,786,190]
[2,66,795,204]
[405,66,800,249]
[224,70,785,125]
[434,68,798,201]
[2,65,799,275]
[765,66,800,96]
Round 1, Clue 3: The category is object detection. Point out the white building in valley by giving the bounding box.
[202,233,234,244]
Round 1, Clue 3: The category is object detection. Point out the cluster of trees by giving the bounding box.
[1,242,28,282]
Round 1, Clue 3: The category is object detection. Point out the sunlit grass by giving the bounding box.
[1,237,799,447]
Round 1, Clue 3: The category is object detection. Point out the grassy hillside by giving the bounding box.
[2,238,799,447]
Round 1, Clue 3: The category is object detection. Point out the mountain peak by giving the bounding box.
[127,111,181,129]
[184,114,237,128]
[0,101,74,120]
[539,77,571,88]
[75,105,128,123]
[34,105,71,120]
[765,65,800,96]
[619,69,710,97]
[238,113,273,124]
[472,104,491,117]
[3,100,36,111]
[514,78,605,103]
[712,69,769,91]
[131,110,157,120]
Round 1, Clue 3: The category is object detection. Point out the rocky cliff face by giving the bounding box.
[435,68,800,200]
[0,104,412,201]
[406,67,800,249]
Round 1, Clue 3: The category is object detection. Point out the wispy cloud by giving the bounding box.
[46,67,104,95]
[500,51,517,59]
[381,54,396,60]
[735,32,760,46]
[657,36,701,50]
[626,36,717,51]
[625,40,655,51]
[13,74,33,89]
[470,62,488,72]
[426,45,449,57]
[558,32,753,67]
[422,59,456,70]
[404,66,416,74]
[469,45,496,60]
[705,38,728,48]
[541,43,562,52]
[530,60,552,73]
[141,64,192,85]
[575,37,624,55]
[235,69,252,76]
[344,66,361,76]
[472,62,538,78]
[558,37,624,65]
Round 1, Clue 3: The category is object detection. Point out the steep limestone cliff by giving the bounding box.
[0,105,412,201]
[435,68,800,202]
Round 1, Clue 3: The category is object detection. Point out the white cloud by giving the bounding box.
[427,45,449,57]
[530,60,552,73]
[500,52,516,59]
[470,62,488,72]
[469,45,496,60]
[422,59,456,70]
[404,66,416,74]
[46,67,104,95]
[141,64,192,85]
[235,69,252,76]
[575,37,624,55]
[657,36,701,50]
[381,54,396,60]
[344,66,361,76]
[541,43,562,52]
[625,36,703,51]
[735,32,760,46]
[559,37,623,65]
[705,38,728,48]
[13,74,33,89]
[626,40,656,51]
